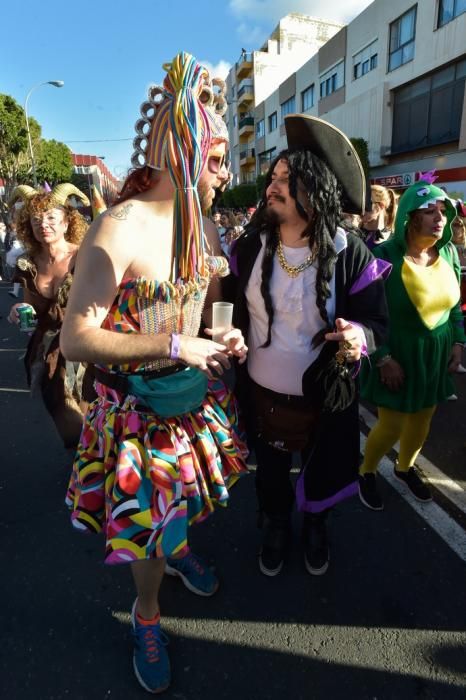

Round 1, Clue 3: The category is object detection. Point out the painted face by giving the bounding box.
[198,140,229,211]
[30,207,68,245]
[410,202,447,240]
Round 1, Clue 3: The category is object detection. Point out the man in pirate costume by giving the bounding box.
[61,53,248,693]
[229,115,389,578]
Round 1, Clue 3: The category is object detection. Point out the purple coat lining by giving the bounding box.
[349,258,392,296]
[296,474,358,513]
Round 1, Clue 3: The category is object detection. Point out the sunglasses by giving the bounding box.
[207,154,229,174]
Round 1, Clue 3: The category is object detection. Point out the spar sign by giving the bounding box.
[372,172,415,188]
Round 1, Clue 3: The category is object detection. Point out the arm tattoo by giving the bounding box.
[107,203,133,221]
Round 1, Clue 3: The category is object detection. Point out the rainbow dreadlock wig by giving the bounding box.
[130,51,229,285]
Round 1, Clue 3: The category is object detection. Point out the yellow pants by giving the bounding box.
[360,406,436,474]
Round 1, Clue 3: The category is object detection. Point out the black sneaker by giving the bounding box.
[358,473,384,511]
[303,515,329,576]
[394,466,432,502]
[259,516,290,577]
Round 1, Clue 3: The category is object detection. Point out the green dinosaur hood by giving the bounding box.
[393,180,456,252]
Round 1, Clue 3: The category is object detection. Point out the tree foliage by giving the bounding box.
[0,93,41,202]
[255,173,266,200]
[71,172,92,200]
[221,183,257,208]
[350,137,370,179]
[35,139,73,185]
[0,92,73,206]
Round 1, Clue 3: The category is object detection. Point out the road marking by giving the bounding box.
[0,387,29,393]
[359,431,466,563]
[360,405,466,513]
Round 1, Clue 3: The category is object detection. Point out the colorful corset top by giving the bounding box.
[100,255,229,374]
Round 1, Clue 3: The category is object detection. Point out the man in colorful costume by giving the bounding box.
[61,52,248,693]
[359,174,466,510]
[228,114,389,578]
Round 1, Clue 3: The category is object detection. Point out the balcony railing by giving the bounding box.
[237,82,254,101]
[239,148,255,160]
[238,116,254,130]
[241,173,257,184]
[238,51,253,65]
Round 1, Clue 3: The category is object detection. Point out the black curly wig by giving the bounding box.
[252,149,343,347]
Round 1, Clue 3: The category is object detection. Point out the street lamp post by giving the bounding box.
[24,80,64,187]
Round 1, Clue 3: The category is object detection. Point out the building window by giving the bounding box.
[392,57,466,153]
[388,6,417,72]
[319,61,345,99]
[256,118,265,138]
[258,148,277,174]
[280,96,296,121]
[301,84,315,111]
[353,40,378,80]
[268,112,277,132]
[438,0,466,27]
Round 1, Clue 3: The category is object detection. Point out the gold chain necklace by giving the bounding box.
[276,240,316,278]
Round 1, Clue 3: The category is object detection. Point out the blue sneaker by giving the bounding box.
[131,599,170,694]
[165,551,219,597]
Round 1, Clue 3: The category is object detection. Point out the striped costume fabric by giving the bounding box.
[66,276,248,564]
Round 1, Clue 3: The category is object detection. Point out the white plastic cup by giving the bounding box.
[212,301,234,343]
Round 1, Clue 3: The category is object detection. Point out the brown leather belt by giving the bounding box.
[251,380,311,408]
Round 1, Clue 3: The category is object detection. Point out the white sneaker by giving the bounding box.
[455,363,466,374]
[447,394,458,401]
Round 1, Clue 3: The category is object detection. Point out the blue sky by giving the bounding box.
[2,0,371,179]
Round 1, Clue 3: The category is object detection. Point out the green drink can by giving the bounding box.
[17,304,36,332]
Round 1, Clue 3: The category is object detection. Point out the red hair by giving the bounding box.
[115,166,158,204]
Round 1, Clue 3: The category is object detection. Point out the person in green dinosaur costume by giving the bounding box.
[358,173,466,510]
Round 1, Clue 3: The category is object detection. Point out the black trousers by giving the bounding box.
[254,435,327,525]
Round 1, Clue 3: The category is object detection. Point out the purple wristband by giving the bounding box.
[170,333,181,360]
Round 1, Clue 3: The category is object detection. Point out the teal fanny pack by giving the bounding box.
[127,366,208,418]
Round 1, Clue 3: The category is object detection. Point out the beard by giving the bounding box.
[264,203,286,228]
[198,180,214,213]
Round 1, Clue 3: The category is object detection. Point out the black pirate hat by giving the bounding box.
[284,114,366,214]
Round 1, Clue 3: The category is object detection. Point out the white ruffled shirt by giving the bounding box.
[245,229,347,395]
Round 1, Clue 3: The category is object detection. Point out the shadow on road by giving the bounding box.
[1,285,465,699]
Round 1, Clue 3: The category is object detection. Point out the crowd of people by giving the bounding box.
[211,207,255,256]
[4,50,465,696]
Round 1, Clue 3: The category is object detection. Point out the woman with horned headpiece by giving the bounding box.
[60,52,248,693]
[7,183,93,448]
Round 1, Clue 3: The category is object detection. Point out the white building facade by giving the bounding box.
[230,1,466,199]
[226,13,343,186]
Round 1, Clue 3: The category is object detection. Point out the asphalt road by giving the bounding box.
[1,281,465,700]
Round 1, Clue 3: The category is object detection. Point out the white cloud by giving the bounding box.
[200,59,232,80]
[229,0,372,25]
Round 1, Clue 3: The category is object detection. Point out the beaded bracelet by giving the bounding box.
[170,333,181,360]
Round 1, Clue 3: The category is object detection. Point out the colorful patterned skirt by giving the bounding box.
[66,379,248,564]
